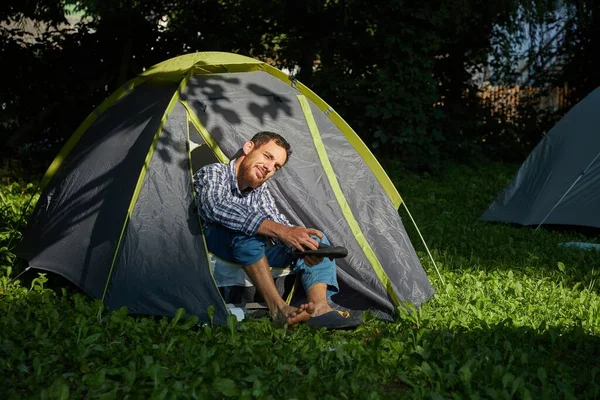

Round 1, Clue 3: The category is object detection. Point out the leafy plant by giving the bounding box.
[2,163,600,398]
[0,168,39,277]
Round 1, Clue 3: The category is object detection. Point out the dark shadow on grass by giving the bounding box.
[364,317,600,397]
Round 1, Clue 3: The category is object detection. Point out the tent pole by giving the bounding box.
[535,150,600,231]
[9,266,31,283]
[401,202,448,295]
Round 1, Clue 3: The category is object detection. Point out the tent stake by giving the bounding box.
[401,202,448,295]
[535,150,600,231]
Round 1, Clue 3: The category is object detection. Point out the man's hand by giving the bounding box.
[303,254,323,267]
[258,220,324,266]
[278,225,323,252]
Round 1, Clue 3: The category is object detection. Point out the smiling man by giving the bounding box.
[193,131,344,326]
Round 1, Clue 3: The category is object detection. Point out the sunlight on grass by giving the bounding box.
[2,163,600,398]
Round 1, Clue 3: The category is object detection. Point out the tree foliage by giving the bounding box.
[1,0,597,171]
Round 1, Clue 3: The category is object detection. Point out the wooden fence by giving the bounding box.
[479,85,572,122]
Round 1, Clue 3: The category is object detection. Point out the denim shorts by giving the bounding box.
[203,223,339,296]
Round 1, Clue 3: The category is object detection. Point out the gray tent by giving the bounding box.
[481,87,600,229]
[17,52,434,324]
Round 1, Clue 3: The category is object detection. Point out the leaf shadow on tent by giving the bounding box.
[246,83,294,125]
[179,74,294,168]
[172,74,425,315]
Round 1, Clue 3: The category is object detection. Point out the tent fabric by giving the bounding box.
[17,78,179,299]
[183,71,432,310]
[103,102,229,323]
[481,87,600,229]
[17,52,434,323]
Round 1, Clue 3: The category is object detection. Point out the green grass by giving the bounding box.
[2,162,600,399]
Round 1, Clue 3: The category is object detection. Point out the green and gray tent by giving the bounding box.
[481,87,600,229]
[17,52,434,324]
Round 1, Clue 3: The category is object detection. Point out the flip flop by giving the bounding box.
[292,242,348,261]
[305,310,362,329]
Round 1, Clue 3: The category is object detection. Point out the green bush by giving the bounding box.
[0,164,39,277]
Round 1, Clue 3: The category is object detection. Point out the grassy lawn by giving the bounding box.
[1,162,600,399]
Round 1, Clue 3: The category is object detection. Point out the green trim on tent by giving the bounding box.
[285,274,299,305]
[101,73,191,301]
[181,100,230,163]
[191,63,261,75]
[140,52,261,81]
[259,63,403,209]
[39,76,147,190]
[298,95,401,306]
[138,51,402,208]
[185,107,230,314]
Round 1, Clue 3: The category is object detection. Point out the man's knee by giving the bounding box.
[231,234,269,266]
[313,232,330,246]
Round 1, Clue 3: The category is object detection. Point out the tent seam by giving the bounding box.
[185,106,230,315]
[297,94,401,306]
[181,101,230,163]
[258,63,403,209]
[100,73,191,302]
[39,76,147,191]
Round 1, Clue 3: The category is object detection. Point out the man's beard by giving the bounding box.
[240,161,263,189]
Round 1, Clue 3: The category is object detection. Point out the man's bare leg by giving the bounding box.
[306,283,334,317]
[245,256,315,325]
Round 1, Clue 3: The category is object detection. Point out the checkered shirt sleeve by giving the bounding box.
[193,164,267,236]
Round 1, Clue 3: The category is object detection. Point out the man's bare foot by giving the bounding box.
[272,302,315,326]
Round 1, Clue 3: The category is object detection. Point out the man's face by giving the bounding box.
[238,140,287,190]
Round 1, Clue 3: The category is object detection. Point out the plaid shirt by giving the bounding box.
[193,159,292,237]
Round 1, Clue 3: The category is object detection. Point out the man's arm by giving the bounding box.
[258,185,323,253]
[196,165,323,255]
